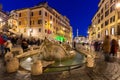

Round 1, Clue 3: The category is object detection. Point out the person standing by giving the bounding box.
[21,39,28,52]
[110,39,119,57]
[0,35,5,56]
[102,35,111,61]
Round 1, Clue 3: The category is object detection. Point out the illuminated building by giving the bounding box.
[8,10,18,32]
[0,4,8,30]
[10,2,72,43]
[88,0,120,45]
[74,36,88,44]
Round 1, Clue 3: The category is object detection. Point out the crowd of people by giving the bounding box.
[93,35,119,62]
[0,31,43,57]
[102,35,119,61]
[0,30,119,62]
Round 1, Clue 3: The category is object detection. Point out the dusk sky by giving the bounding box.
[0,0,100,37]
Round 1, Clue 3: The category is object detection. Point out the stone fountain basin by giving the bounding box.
[19,51,85,72]
[20,57,55,71]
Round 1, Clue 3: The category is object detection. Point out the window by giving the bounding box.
[101,15,103,20]
[56,20,58,24]
[98,27,100,31]
[50,24,52,28]
[31,12,33,16]
[105,2,109,10]
[98,33,100,38]
[111,27,115,35]
[117,24,120,35]
[102,0,104,4]
[50,15,52,20]
[24,28,26,32]
[98,19,100,23]
[30,21,32,25]
[118,12,120,19]
[110,4,115,13]
[19,21,21,25]
[39,11,41,15]
[97,13,100,17]
[112,16,115,22]
[105,30,108,35]
[33,20,34,25]
[101,23,104,28]
[45,29,47,33]
[101,8,103,14]
[45,12,47,16]
[110,17,112,23]
[45,21,47,25]
[38,20,42,24]
[105,10,109,17]
[39,28,41,32]
[19,13,21,17]
[110,16,115,23]
[105,20,109,26]
[110,0,115,4]
[30,20,34,25]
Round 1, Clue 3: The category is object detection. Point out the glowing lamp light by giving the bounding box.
[63,28,65,30]
[0,18,2,22]
[50,21,53,24]
[26,57,32,62]
[93,25,96,27]
[29,28,32,32]
[116,2,120,9]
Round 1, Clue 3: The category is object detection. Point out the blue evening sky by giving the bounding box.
[0,0,100,37]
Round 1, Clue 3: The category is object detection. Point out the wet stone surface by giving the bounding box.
[1,53,120,80]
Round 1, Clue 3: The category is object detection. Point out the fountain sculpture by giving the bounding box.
[5,38,85,75]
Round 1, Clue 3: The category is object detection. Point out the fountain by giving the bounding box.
[59,54,63,66]
[7,38,86,74]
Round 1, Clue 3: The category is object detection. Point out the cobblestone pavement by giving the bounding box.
[1,52,120,80]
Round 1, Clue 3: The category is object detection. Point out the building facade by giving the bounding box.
[88,0,120,45]
[10,2,72,43]
[74,36,88,44]
[0,4,8,30]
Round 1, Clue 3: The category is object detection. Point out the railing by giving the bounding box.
[43,63,85,74]
[75,44,95,57]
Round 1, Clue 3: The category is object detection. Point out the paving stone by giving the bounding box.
[1,49,120,80]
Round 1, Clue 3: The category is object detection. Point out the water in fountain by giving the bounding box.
[19,38,85,72]
[59,54,63,66]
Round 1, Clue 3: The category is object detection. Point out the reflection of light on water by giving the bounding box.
[26,57,32,62]
[20,57,33,71]
[20,52,84,72]
[59,64,64,66]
